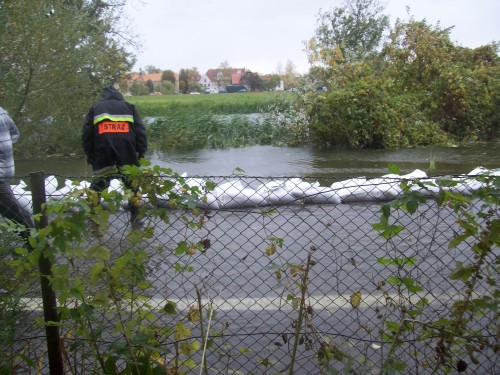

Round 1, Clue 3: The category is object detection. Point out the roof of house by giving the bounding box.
[129,72,163,82]
[231,74,241,84]
[205,68,247,83]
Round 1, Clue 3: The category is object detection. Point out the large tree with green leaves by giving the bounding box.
[306,0,389,67]
[0,0,134,157]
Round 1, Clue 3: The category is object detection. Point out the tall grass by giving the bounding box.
[128,92,293,117]
[147,114,279,150]
[132,92,306,151]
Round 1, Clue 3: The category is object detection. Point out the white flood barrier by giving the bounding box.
[12,166,500,211]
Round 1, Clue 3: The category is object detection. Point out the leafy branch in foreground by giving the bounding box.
[4,163,218,374]
[373,172,499,373]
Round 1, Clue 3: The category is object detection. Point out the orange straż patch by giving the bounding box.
[98,121,129,134]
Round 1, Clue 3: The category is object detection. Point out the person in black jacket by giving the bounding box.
[82,86,147,227]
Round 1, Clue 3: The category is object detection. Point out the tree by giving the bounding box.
[383,18,457,89]
[187,82,204,94]
[178,68,201,94]
[0,0,134,157]
[306,0,389,67]
[146,80,155,94]
[162,70,177,85]
[283,60,299,89]
[241,71,263,92]
[308,66,329,86]
[275,62,284,76]
[130,82,150,96]
[144,65,162,74]
[302,9,499,148]
[159,81,176,95]
[216,61,233,90]
[262,74,282,91]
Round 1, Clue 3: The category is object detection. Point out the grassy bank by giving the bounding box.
[128,92,305,151]
[146,114,277,150]
[128,91,294,117]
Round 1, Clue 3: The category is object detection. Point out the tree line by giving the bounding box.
[128,64,292,96]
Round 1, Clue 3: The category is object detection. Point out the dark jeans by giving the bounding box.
[89,174,139,222]
[0,179,34,238]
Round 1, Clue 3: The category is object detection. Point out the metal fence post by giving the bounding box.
[30,171,64,374]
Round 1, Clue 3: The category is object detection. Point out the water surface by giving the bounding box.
[15,143,500,179]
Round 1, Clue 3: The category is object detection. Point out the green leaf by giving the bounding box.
[387,276,400,285]
[377,257,394,265]
[406,199,418,214]
[131,332,150,346]
[87,245,111,261]
[174,322,191,341]
[448,233,470,249]
[406,309,422,317]
[449,262,474,281]
[381,203,391,219]
[416,297,429,307]
[205,180,216,190]
[175,241,188,255]
[388,164,400,175]
[109,341,128,356]
[401,277,424,292]
[234,167,245,174]
[265,244,277,256]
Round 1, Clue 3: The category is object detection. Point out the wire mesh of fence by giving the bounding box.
[0,171,498,374]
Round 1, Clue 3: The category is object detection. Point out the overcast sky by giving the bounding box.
[124,0,499,75]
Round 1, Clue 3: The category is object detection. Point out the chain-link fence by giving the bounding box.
[1,171,498,374]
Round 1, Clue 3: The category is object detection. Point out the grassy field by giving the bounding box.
[126,91,305,151]
[127,91,294,117]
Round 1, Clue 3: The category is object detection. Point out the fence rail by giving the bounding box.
[0,170,498,374]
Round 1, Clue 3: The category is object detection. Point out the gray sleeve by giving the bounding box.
[0,108,20,143]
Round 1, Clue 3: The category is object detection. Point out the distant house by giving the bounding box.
[198,68,249,92]
[128,71,179,94]
[129,72,163,85]
[198,74,215,93]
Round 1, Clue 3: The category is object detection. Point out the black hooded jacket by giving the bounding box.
[82,86,147,174]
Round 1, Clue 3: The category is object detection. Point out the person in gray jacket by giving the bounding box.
[0,106,34,238]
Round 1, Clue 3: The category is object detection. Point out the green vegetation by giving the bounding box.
[146,114,275,150]
[0,0,133,158]
[129,92,302,151]
[303,1,499,148]
[264,167,499,374]
[128,91,293,117]
[0,164,218,374]
[371,167,499,373]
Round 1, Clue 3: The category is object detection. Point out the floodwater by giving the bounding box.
[15,142,500,179]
